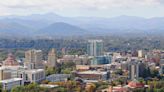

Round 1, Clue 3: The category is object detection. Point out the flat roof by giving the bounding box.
[0,66,24,69]
[25,69,44,73]
[40,84,58,88]
[0,78,22,83]
[84,80,98,83]
[77,71,107,75]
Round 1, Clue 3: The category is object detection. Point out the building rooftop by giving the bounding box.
[25,69,44,73]
[47,74,70,77]
[0,78,22,83]
[0,66,25,70]
[84,80,98,83]
[40,84,58,88]
[128,79,145,88]
[77,71,107,75]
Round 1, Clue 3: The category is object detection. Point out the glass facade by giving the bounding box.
[87,40,104,56]
[91,56,112,65]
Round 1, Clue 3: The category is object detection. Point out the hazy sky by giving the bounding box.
[0,0,164,18]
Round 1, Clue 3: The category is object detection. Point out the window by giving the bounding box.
[26,74,28,80]
[32,74,34,80]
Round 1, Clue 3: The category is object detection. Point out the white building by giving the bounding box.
[0,78,24,90]
[138,50,145,58]
[0,66,26,81]
[46,74,70,82]
[25,69,45,83]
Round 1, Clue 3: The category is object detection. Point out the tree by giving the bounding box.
[61,68,72,74]
[150,69,159,78]
[26,83,41,92]
[41,80,49,84]
[86,83,96,92]
[0,83,3,92]
[115,69,123,75]
[46,67,57,76]
[11,86,25,92]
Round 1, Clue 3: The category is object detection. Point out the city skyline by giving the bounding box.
[0,0,163,92]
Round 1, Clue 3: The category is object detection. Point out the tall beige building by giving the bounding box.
[138,50,145,58]
[47,48,57,68]
[24,49,44,69]
[0,68,11,80]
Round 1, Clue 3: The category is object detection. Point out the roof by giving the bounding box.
[128,79,144,88]
[40,84,58,88]
[25,69,44,73]
[0,78,22,83]
[77,71,107,75]
[0,66,25,70]
[84,80,98,83]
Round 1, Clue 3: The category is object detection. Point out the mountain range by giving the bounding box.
[0,13,164,38]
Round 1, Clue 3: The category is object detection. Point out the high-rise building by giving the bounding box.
[47,48,57,68]
[138,50,145,58]
[128,62,139,80]
[160,64,164,76]
[87,40,104,56]
[24,49,44,69]
[61,48,66,55]
[160,58,164,75]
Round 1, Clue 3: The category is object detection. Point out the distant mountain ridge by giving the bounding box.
[38,22,88,36]
[0,13,164,38]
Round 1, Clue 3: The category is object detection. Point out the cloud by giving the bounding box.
[0,0,162,16]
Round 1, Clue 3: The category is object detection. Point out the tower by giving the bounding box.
[24,49,44,69]
[47,48,57,68]
[128,61,139,80]
[87,40,104,56]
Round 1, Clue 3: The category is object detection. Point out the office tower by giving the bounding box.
[61,48,66,55]
[24,49,44,69]
[138,50,145,58]
[128,62,139,80]
[159,59,164,76]
[47,48,57,68]
[138,62,146,77]
[160,64,164,75]
[3,53,19,66]
[87,40,104,56]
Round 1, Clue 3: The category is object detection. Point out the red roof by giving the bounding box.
[128,79,144,88]
[4,53,19,66]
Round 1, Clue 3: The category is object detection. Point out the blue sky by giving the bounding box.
[0,0,164,18]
